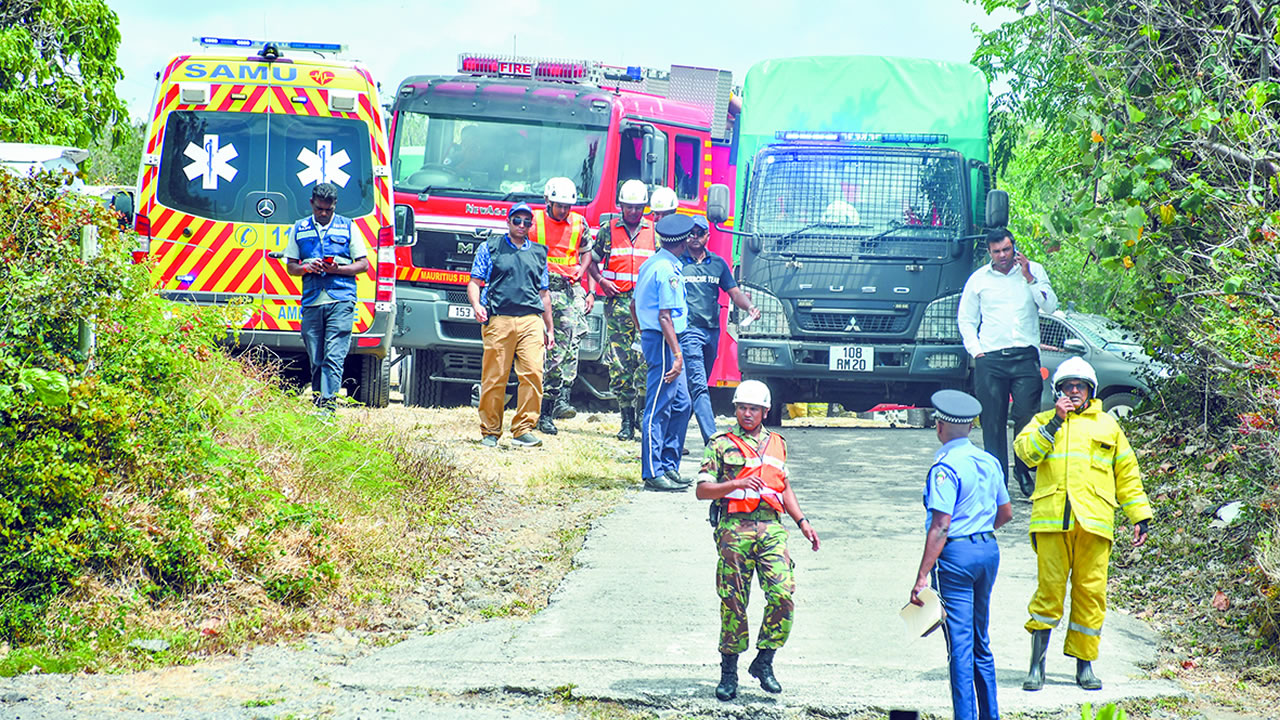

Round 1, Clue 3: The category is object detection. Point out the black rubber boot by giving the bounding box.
[748,648,782,694]
[715,653,738,701]
[553,397,577,419]
[1075,658,1102,690]
[537,398,558,435]
[616,408,635,441]
[1022,629,1051,691]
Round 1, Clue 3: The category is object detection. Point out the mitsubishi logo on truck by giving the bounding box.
[844,318,863,333]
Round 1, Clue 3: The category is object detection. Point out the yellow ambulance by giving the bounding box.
[131,38,407,406]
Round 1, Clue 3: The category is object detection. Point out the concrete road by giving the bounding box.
[336,426,1180,717]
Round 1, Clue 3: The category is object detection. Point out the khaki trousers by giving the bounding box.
[479,314,545,438]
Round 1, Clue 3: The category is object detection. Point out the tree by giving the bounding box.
[87,120,145,185]
[0,0,127,147]
[969,0,1280,432]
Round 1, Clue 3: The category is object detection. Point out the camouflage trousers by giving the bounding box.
[605,293,646,411]
[716,514,796,655]
[544,277,586,401]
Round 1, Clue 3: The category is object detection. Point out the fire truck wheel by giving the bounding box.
[404,349,444,408]
[351,354,391,408]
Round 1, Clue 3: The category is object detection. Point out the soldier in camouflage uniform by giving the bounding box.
[695,379,820,701]
[543,276,588,416]
[585,179,654,440]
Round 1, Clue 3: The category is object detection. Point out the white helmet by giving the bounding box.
[544,177,578,205]
[618,179,649,206]
[732,379,772,409]
[649,186,679,213]
[821,200,861,225]
[1053,357,1098,391]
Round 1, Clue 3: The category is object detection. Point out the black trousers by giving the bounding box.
[973,347,1043,484]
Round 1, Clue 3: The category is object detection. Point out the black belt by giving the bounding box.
[947,531,995,544]
[990,346,1035,357]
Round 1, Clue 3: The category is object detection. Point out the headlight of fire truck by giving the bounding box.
[915,293,963,343]
[738,284,790,338]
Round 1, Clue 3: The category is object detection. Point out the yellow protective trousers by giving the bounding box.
[1025,520,1112,661]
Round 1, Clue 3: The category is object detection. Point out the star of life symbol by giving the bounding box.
[297,140,351,188]
[183,134,238,190]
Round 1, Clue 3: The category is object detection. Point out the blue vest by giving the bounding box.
[293,215,358,306]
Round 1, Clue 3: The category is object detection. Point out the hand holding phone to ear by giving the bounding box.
[1054,393,1075,419]
[1014,246,1035,283]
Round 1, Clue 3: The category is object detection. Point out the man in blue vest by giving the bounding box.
[285,182,369,414]
[909,389,1012,720]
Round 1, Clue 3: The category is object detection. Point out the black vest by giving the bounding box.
[486,235,547,317]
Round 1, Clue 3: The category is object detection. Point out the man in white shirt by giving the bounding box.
[957,229,1057,490]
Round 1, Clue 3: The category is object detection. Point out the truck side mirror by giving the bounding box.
[707,184,731,224]
[112,191,134,228]
[394,204,417,247]
[985,189,1009,229]
[640,132,655,185]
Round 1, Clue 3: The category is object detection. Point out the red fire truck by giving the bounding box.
[388,53,740,406]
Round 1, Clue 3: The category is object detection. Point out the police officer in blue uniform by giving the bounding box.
[631,214,694,492]
[909,389,1013,720]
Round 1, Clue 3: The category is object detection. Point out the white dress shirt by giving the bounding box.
[957,260,1057,358]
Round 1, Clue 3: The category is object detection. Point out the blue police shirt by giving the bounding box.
[634,247,687,333]
[923,437,1009,537]
[680,250,736,329]
[469,234,550,306]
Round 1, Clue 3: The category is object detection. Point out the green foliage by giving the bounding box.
[0,0,128,146]
[1081,702,1126,720]
[972,0,1280,653]
[87,120,145,186]
[971,0,1280,420]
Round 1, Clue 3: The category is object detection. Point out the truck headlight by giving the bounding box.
[738,285,790,338]
[915,293,962,342]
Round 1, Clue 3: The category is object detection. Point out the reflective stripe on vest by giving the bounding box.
[722,432,787,514]
[532,210,586,276]
[603,220,655,292]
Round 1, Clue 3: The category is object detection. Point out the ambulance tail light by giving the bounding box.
[131,251,149,265]
[134,214,151,236]
[376,225,396,304]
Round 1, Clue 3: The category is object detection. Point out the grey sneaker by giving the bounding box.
[511,433,542,448]
[480,435,499,447]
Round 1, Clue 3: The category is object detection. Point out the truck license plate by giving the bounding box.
[447,304,475,320]
[829,345,874,372]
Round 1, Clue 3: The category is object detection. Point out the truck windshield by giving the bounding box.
[747,147,966,259]
[156,110,375,222]
[393,112,605,201]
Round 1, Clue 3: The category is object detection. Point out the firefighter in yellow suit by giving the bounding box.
[1013,357,1152,692]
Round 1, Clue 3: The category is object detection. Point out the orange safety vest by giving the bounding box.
[722,431,788,515]
[602,219,656,293]
[531,209,587,279]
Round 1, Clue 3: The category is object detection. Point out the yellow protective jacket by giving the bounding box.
[1014,399,1152,541]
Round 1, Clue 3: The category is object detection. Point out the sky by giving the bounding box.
[107,0,1016,122]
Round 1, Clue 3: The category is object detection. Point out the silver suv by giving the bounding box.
[1035,310,1163,417]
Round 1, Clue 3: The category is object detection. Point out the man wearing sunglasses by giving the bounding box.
[468,203,556,448]
[1013,357,1152,692]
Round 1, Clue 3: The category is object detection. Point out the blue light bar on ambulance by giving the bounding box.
[774,130,948,145]
[194,37,347,53]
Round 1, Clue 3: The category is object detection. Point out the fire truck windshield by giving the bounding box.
[747,147,965,260]
[392,112,604,201]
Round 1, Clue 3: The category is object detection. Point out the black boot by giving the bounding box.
[715,653,738,701]
[617,408,635,441]
[748,648,782,694]
[1022,629,1051,691]
[537,397,558,435]
[1075,658,1102,690]
[553,397,577,419]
